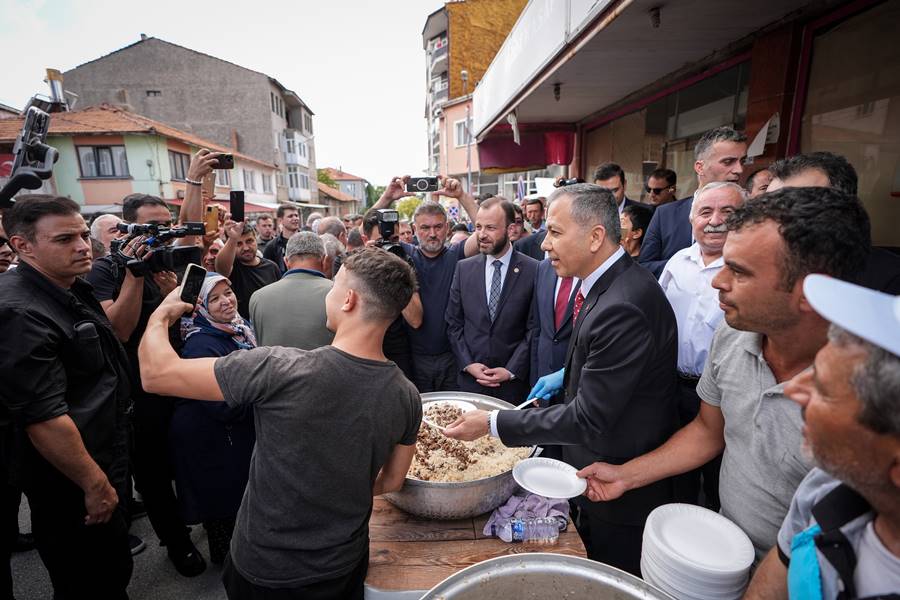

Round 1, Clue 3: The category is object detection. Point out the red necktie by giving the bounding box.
[554,277,573,330]
[572,290,585,324]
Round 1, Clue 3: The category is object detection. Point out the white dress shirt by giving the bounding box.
[489,246,625,437]
[483,243,513,307]
[658,243,724,376]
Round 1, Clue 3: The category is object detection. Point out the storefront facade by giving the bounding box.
[474,0,900,247]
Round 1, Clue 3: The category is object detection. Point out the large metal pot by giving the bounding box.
[383,391,536,520]
[420,553,675,599]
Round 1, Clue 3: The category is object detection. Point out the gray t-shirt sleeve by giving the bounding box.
[696,325,724,407]
[399,384,423,446]
[214,346,284,407]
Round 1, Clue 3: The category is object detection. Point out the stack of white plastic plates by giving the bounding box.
[640,504,755,600]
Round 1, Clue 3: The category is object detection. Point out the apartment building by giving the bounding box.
[422,0,528,196]
[0,104,278,216]
[62,36,318,208]
[320,167,368,214]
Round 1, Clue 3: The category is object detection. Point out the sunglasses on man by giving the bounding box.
[645,186,673,195]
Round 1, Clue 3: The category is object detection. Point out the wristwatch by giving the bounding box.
[508,373,517,381]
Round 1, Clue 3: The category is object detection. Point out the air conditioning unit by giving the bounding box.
[176,189,185,199]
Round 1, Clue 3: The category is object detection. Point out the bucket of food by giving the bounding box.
[383,391,536,520]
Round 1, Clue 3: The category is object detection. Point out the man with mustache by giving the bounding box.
[658,182,747,508]
[371,175,479,392]
[577,187,871,561]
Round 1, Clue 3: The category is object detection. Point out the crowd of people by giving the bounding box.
[0,125,897,599]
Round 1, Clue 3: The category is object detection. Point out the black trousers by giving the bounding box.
[570,501,643,577]
[0,483,17,600]
[222,552,367,600]
[27,485,132,600]
[411,351,459,393]
[673,377,721,511]
[131,392,190,549]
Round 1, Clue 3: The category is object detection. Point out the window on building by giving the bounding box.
[271,92,276,113]
[78,145,129,178]
[288,165,299,189]
[799,1,900,247]
[243,169,256,192]
[276,171,285,187]
[286,137,296,154]
[216,169,231,187]
[303,112,313,134]
[146,90,162,97]
[262,173,272,193]
[454,119,473,148]
[299,141,307,158]
[168,150,190,181]
[299,173,310,190]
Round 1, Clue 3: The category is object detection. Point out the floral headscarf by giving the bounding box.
[181,273,257,349]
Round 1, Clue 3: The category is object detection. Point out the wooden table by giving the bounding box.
[366,497,587,592]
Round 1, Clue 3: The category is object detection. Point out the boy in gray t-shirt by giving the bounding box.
[138,247,422,599]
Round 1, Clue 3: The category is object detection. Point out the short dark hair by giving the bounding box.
[694,126,747,160]
[256,214,274,224]
[622,203,653,236]
[346,228,364,248]
[224,223,257,240]
[548,184,621,244]
[450,223,470,234]
[592,162,625,186]
[744,167,770,193]
[770,152,858,196]
[2,195,82,242]
[512,204,524,219]
[122,194,168,223]
[477,196,516,226]
[524,197,545,209]
[276,203,299,219]
[412,200,447,221]
[361,208,379,237]
[726,187,870,290]
[342,247,417,322]
[648,168,676,187]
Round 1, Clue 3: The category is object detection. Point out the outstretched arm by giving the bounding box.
[139,289,224,401]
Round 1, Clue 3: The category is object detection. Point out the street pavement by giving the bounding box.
[12,498,227,599]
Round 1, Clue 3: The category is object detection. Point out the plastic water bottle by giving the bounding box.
[496,517,559,544]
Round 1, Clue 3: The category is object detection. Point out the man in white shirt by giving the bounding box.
[659,181,747,508]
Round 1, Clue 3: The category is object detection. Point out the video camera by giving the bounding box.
[0,103,59,208]
[110,222,205,276]
[374,209,409,262]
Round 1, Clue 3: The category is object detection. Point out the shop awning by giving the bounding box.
[473,0,813,138]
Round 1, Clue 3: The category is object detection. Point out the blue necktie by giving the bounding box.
[489,259,502,322]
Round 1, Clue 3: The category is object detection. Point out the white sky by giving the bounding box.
[0,0,444,187]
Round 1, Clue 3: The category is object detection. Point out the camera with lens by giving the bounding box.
[405,177,439,193]
[110,222,205,276]
[374,209,409,262]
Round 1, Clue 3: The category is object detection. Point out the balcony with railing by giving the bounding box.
[430,44,448,74]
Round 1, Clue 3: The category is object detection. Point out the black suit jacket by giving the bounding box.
[497,253,679,523]
[529,259,579,388]
[514,230,547,262]
[446,250,538,403]
[639,196,693,278]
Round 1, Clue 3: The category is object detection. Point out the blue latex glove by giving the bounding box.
[526,368,565,404]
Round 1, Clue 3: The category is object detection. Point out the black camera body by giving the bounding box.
[374,209,409,263]
[405,177,439,193]
[111,222,205,276]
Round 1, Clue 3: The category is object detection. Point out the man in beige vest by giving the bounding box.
[249,232,334,349]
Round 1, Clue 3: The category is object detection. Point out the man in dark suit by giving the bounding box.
[445,184,679,575]
[592,162,649,215]
[446,197,538,404]
[640,126,748,277]
[529,258,579,390]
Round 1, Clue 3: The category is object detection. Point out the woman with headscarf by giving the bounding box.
[171,273,256,566]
